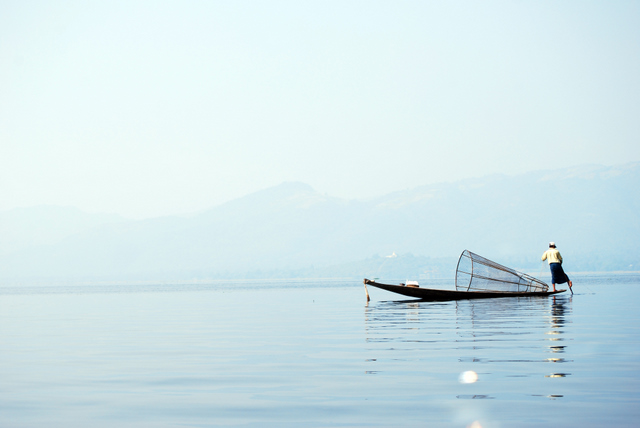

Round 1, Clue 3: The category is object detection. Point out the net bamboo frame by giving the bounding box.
[455,250,549,293]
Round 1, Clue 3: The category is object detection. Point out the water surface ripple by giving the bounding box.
[0,274,638,427]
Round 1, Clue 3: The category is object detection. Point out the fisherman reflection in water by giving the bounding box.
[542,242,573,292]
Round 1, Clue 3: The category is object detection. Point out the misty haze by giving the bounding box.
[2,2,639,427]
[1,163,638,283]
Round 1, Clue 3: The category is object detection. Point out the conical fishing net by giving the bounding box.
[455,250,549,293]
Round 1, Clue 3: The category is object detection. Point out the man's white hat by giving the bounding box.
[549,242,556,247]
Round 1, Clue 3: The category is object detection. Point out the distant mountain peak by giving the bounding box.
[243,181,317,200]
[537,162,639,182]
[260,182,343,209]
[201,181,332,215]
[271,181,316,193]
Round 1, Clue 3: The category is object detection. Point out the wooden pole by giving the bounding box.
[364,283,370,302]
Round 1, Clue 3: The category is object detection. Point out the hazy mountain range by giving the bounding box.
[1,162,639,282]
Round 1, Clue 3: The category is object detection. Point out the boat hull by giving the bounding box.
[364,279,565,301]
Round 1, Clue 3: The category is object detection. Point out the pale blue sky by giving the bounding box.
[1,1,639,218]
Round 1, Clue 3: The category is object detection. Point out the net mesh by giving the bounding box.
[455,250,549,293]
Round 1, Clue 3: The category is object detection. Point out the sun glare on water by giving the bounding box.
[459,370,478,384]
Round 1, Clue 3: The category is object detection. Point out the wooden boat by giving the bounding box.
[363,278,565,301]
[363,250,567,301]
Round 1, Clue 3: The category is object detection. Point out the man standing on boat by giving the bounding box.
[542,242,573,292]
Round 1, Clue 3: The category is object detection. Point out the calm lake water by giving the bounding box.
[1,273,639,427]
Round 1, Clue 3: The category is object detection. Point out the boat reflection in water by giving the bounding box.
[363,290,574,422]
[543,296,572,382]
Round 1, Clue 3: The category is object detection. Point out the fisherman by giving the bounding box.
[541,242,573,292]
